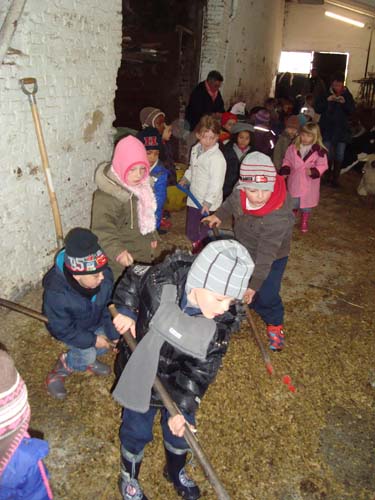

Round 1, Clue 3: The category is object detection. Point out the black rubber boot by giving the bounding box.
[120,452,148,500]
[163,447,200,500]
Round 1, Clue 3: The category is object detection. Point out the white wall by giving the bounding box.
[0,0,122,298]
[200,0,285,109]
[283,2,375,96]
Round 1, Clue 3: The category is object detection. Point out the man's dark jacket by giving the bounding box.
[185,81,225,131]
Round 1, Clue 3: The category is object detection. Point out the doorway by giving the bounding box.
[312,52,348,89]
[113,0,205,130]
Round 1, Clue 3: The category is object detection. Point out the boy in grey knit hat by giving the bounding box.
[112,240,254,500]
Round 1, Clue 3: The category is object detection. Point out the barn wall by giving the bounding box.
[0,0,122,297]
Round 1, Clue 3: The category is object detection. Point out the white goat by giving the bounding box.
[358,154,375,197]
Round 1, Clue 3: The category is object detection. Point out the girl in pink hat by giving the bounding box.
[91,136,159,280]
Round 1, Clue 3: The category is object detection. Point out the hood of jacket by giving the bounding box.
[94,163,133,204]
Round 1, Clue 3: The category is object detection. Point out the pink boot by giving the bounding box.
[300,212,310,233]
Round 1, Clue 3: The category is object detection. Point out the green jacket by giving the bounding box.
[91,163,159,280]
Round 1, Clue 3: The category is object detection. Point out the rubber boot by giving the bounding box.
[163,447,200,500]
[86,359,111,376]
[46,353,73,400]
[267,325,285,351]
[120,452,148,500]
[300,212,310,233]
[331,161,342,188]
[292,209,299,217]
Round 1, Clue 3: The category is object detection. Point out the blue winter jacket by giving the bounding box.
[0,438,51,500]
[150,160,169,229]
[42,250,119,348]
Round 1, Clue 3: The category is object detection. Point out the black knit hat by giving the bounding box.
[64,228,108,275]
[136,127,162,151]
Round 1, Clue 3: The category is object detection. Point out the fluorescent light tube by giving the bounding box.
[325,11,365,28]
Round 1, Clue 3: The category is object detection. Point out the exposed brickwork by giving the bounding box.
[0,0,122,297]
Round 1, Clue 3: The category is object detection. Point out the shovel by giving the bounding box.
[20,77,64,249]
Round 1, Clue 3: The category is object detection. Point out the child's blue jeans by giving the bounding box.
[250,256,288,326]
[120,406,196,456]
[65,328,108,371]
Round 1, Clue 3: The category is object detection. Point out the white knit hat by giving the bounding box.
[238,151,277,192]
[185,240,254,300]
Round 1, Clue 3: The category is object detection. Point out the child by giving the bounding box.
[43,228,120,399]
[179,115,227,252]
[253,109,276,158]
[301,94,318,123]
[161,123,177,186]
[273,115,300,171]
[222,122,254,199]
[139,107,166,135]
[219,111,238,144]
[203,152,295,352]
[0,350,53,499]
[280,122,328,233]
[136,127,170,234]
[91,135,159,280]
[111,239,254,500]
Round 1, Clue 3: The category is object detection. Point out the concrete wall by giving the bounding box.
[283,2,375,96]
[0,0,122,298]
[200,0,285,110]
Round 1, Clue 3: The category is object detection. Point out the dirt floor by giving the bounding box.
[1,170,375,500]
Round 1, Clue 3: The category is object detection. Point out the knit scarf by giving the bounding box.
[111,166,157,235]
[240,175,286,217]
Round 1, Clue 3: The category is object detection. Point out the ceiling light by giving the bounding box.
[325,11,365,28]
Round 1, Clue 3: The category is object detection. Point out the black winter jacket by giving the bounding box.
[185,81,225,131]
[113,251,242,414]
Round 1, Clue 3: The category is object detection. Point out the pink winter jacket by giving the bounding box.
[282,144,328,209]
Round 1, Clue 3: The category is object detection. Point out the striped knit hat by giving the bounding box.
[0,350,30,475]
[238,152,277,192]
[185,240,254,300]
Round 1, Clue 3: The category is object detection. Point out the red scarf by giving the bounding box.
[240,175,286,216]
[205,80,218,102]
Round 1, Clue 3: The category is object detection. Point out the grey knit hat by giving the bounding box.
[185,240,254,300]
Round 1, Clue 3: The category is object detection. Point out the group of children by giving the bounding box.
[1,95,330,499]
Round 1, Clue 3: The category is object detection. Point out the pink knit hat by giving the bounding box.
[112,136,150,185]
[0,350,31,475]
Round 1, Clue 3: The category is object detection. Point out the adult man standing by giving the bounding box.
[315,72,355,187]
[185,70,225,131]
[303,68,327,103]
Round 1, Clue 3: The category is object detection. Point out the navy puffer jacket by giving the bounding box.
[43,250,119,349]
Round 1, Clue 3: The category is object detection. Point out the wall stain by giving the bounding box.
[83,110,104,143]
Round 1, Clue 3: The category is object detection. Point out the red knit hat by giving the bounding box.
[221,112,238,128]
[0,350,30,476]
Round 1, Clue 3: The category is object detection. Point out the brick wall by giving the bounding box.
[0,0,122,298]
[200,0,285,110]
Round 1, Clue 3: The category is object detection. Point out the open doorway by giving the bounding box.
[113,0,205,130]
[312,52,349,89]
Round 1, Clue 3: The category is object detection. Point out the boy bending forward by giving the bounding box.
[112,239,254,500]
